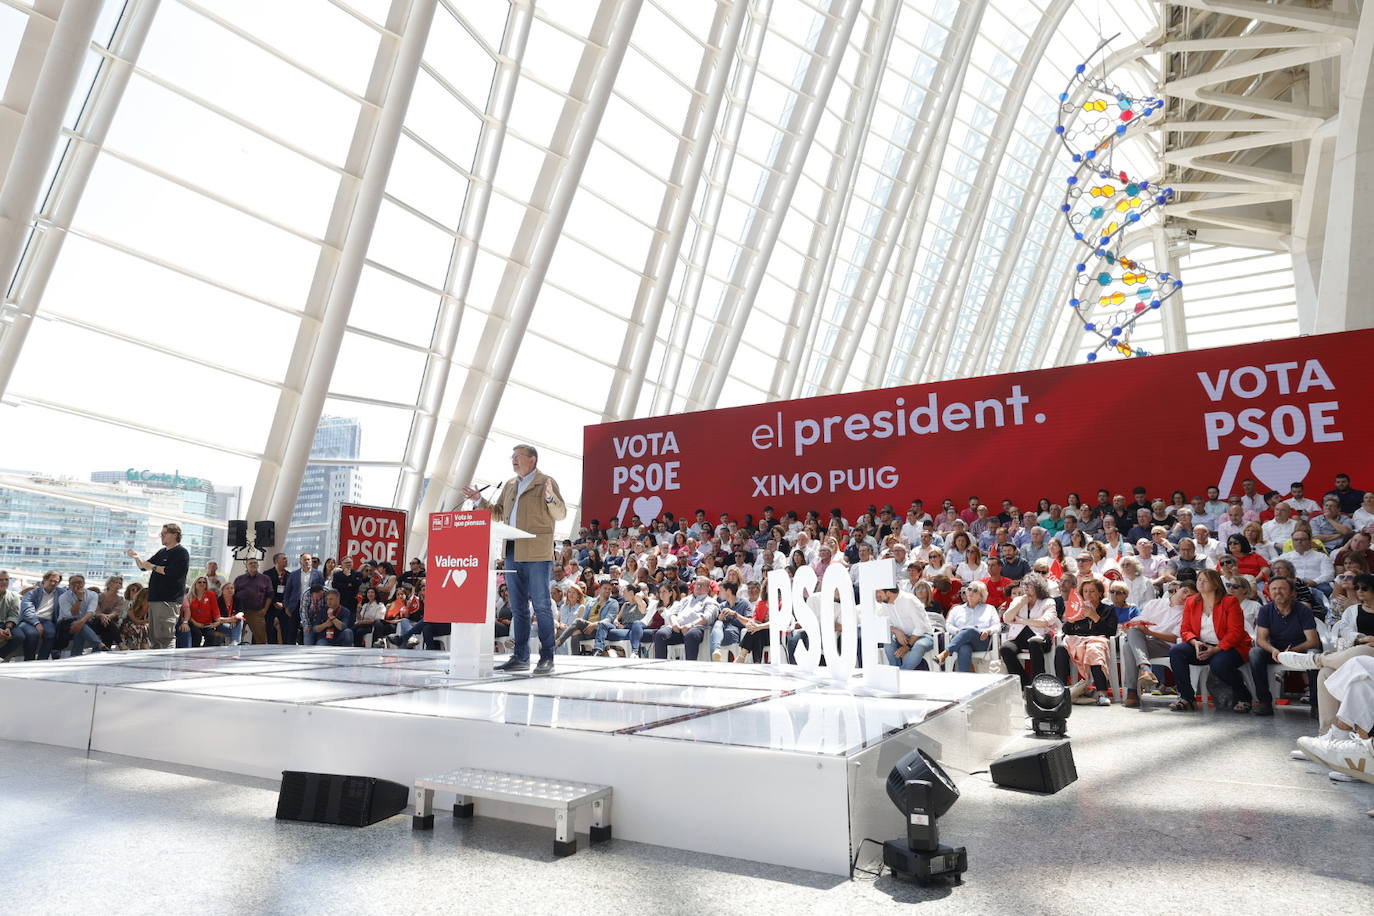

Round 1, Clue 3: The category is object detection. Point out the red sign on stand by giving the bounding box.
[426,510,491,624]
[582,329,1374,522]
[338,503,408,569]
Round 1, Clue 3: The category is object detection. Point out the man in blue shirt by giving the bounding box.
[1250,577,1320,716]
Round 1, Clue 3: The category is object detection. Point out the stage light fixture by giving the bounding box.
[1025,673,1071,737]
[881,748,968,886]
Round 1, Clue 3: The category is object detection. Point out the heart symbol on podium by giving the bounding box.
[633,494,664,523]
[1250,451,1311,495]
[449,569,468,589]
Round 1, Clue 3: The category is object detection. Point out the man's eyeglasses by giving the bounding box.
[1356,584,1372,592]
[1227,583,1246,590]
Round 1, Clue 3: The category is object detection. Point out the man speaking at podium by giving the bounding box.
[462,444,566,674]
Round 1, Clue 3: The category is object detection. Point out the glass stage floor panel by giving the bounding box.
[635,692,954,756]
[324,687,703,733]
[455,675,774,709]
[123,673,410,703]
[0,649,1016,757]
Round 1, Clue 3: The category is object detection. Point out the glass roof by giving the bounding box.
[0,0,1295,566]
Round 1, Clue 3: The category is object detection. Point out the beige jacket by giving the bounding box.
[479,470,567,562]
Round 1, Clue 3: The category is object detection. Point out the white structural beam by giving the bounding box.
[651,0,773,415]
[0,0,161,388]
[418,0,644,524]
[0,0,104,398]
[601,0,751,423]
[771,0,899,400]
[684,0,863,411]
[943,0,1075,380]
[253,0,439,543]
[1154,225,1189,351]
[857,0,991,393]
[1315,5,1374,332]
[397,0,534,531]
[0,0,61,178]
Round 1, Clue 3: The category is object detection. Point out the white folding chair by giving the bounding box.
[943,629,1002,673]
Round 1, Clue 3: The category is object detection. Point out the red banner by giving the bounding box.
[338,503,408,569]
[426,510,491,624]
[582,329,1374,523]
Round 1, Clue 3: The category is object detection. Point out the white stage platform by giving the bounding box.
[0,647,1018,875]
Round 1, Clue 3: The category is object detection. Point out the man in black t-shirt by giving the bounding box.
[128,523,190,649]
[331,556,365,612]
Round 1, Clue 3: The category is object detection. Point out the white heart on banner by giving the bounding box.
[448,569,468,589]
[1250,451,1311,495]
[632,494,664,523]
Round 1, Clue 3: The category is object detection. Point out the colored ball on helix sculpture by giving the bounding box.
[1090,206,1104,219]
[1111,327,1121,335]
[1087,353,1097,362]
[1097,273,1112,285]
[1085,322,1096,331]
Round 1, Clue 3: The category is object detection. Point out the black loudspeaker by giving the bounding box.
[228,520,248,548]
[255,520,276,548]
[275,771,409,827]
[989,741,1077,794]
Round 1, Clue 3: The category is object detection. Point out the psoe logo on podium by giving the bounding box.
[427,510,490,623]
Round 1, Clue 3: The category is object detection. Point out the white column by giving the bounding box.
[397,0,535,528]
[685,0,863,410]
[772,0,900,400]
[650,0,774,416]
[0,0,104,399]
[602,0,751,423]
[944,0,1075,379]
[256,0,440,538]
[1315,6,1374,332]
[418,0,645,525]
[847,0,990,393]
[1153,225,1189,351]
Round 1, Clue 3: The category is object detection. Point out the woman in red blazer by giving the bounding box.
[1168,568,1255,712]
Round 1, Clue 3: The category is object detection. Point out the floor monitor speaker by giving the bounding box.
[275,771,409,827]
[989,741,1077,794]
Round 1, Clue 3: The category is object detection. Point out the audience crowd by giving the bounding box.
[2,472,1372,788]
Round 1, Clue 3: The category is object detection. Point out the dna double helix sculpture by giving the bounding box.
[1056,44,1179,361]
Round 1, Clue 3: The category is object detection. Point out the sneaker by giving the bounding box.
[496,656,530,672]
[1277,651,1321,671]
[406,634,420,648]
[1297,730,1364,770]
[1290,749,1308,760]
[1329,771,1356,783]
[1096,694,1111,706]
[1326,738,1374,784]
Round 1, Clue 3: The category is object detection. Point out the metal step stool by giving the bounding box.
[412,767,612,857]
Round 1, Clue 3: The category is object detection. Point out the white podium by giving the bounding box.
[447,521,533,679]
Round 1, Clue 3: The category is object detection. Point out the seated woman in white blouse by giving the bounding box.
[955,545,988,584]
[938,581,1001,672]
[998,574,1059,687]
